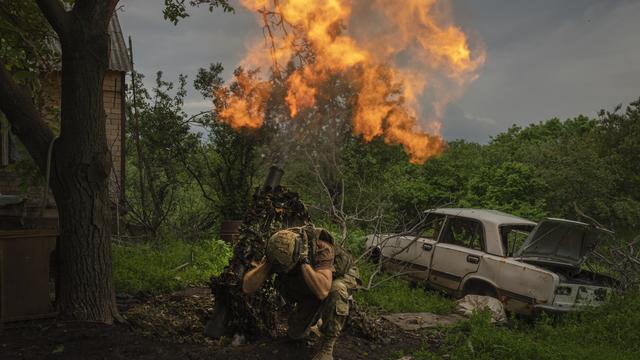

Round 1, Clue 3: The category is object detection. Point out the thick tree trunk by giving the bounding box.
[48,9,119,323]
[0,0,120,323]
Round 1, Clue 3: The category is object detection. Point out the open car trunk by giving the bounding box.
[515,218,613,269]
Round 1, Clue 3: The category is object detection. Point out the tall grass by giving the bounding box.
[409,292,640,360]
[113,239,232,293]
[354,262,455,314]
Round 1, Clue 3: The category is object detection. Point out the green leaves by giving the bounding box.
[0,0,58,76]
[162,0,234,25]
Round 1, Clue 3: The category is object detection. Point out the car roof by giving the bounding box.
[425,208,537,227]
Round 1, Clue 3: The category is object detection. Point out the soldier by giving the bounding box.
[242,226,359,360]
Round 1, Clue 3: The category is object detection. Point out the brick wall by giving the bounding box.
[103,71,125,201]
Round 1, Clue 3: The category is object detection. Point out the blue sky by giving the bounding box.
[118,0,640,143]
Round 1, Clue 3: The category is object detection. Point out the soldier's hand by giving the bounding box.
[299,235,309,264]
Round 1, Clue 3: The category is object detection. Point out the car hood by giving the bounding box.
[515,218,613,268]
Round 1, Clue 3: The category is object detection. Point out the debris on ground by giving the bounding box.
[123,287,216,345]
[455,295,507,324]
[382,312,465,331]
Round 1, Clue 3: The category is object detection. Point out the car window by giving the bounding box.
[500,225,535,256]
[440,217,484,251]
[418,214,446,240]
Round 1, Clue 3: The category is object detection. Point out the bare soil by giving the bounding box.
[0,288,428,360]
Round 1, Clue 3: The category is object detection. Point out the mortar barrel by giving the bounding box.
[262,166,284,191]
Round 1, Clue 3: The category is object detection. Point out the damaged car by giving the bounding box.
[365,208,617,314]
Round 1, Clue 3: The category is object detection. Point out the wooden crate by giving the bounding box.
[0,229,57,322]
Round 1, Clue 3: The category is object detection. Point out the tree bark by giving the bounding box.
[0,0,120,323]
[48,2,119,323]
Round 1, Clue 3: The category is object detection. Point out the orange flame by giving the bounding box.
[218,71,271,129]
[285,69,316,117]
[222,0,484,163]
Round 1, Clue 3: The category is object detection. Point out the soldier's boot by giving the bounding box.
[312,334,338,360]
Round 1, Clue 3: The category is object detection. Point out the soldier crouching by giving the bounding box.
[242,226,359,360]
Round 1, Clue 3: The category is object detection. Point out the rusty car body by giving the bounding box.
[365,208,616,314]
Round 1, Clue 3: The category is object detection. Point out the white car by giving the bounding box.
[365,208,616,314]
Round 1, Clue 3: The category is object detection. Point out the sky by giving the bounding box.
[118,0,640,143]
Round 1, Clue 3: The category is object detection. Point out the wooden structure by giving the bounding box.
[0,230,57,322]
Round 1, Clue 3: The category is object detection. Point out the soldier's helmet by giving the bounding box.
[266,229,302,273]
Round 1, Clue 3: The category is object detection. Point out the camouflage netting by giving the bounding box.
[208,184,310,338]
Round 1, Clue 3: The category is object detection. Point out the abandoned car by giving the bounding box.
[365,208,616,314]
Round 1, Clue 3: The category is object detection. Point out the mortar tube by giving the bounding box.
[262,165,284,191]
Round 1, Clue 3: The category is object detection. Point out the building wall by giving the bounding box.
[0,70,126,206]
[103,71,126,200]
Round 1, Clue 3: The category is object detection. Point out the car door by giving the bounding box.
[428,216,485,291]
[399,213,446,280]
[377,233,404,259]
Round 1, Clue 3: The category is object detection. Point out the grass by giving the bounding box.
[354,262,456,314]
[404,292,640,360]
[112,233,455,315]
[113,239,232,293]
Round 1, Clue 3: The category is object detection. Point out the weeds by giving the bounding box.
[411,293,640,359]
[354,262,456,314]
[113,239,232,293]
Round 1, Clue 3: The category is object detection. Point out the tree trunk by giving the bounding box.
[48,11,119,323]
[0,0,121,323]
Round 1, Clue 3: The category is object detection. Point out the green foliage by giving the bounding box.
[113,239,232,294]
[354,263,456,314]
[326,99,640,235]
[0,1,58,76]
[312,219,368,256]
[125,71,201,237]
[462,161,548,220]
[125,66,266,238]
[162,0,234,25]
[411,293,640,360]
[189,65,265,220]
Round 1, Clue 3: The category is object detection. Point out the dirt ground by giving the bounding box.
[0,289,430,360]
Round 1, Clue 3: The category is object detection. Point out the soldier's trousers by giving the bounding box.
[287,270,359,340]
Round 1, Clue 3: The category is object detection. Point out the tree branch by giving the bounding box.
[35,0,70,37]
[0,58,54,172]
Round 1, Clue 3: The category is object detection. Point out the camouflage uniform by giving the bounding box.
[276,239,360,341]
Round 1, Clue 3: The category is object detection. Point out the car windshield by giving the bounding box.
[500,224,535,256]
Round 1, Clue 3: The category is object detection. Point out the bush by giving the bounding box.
[113,239,232,294]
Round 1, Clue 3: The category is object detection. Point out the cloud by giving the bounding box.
[118,0,256,99]
[450,0,640,141]
[441,104,499,143]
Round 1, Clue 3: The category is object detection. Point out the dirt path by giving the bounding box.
[0,320,424,360]
[1,289,428,360]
